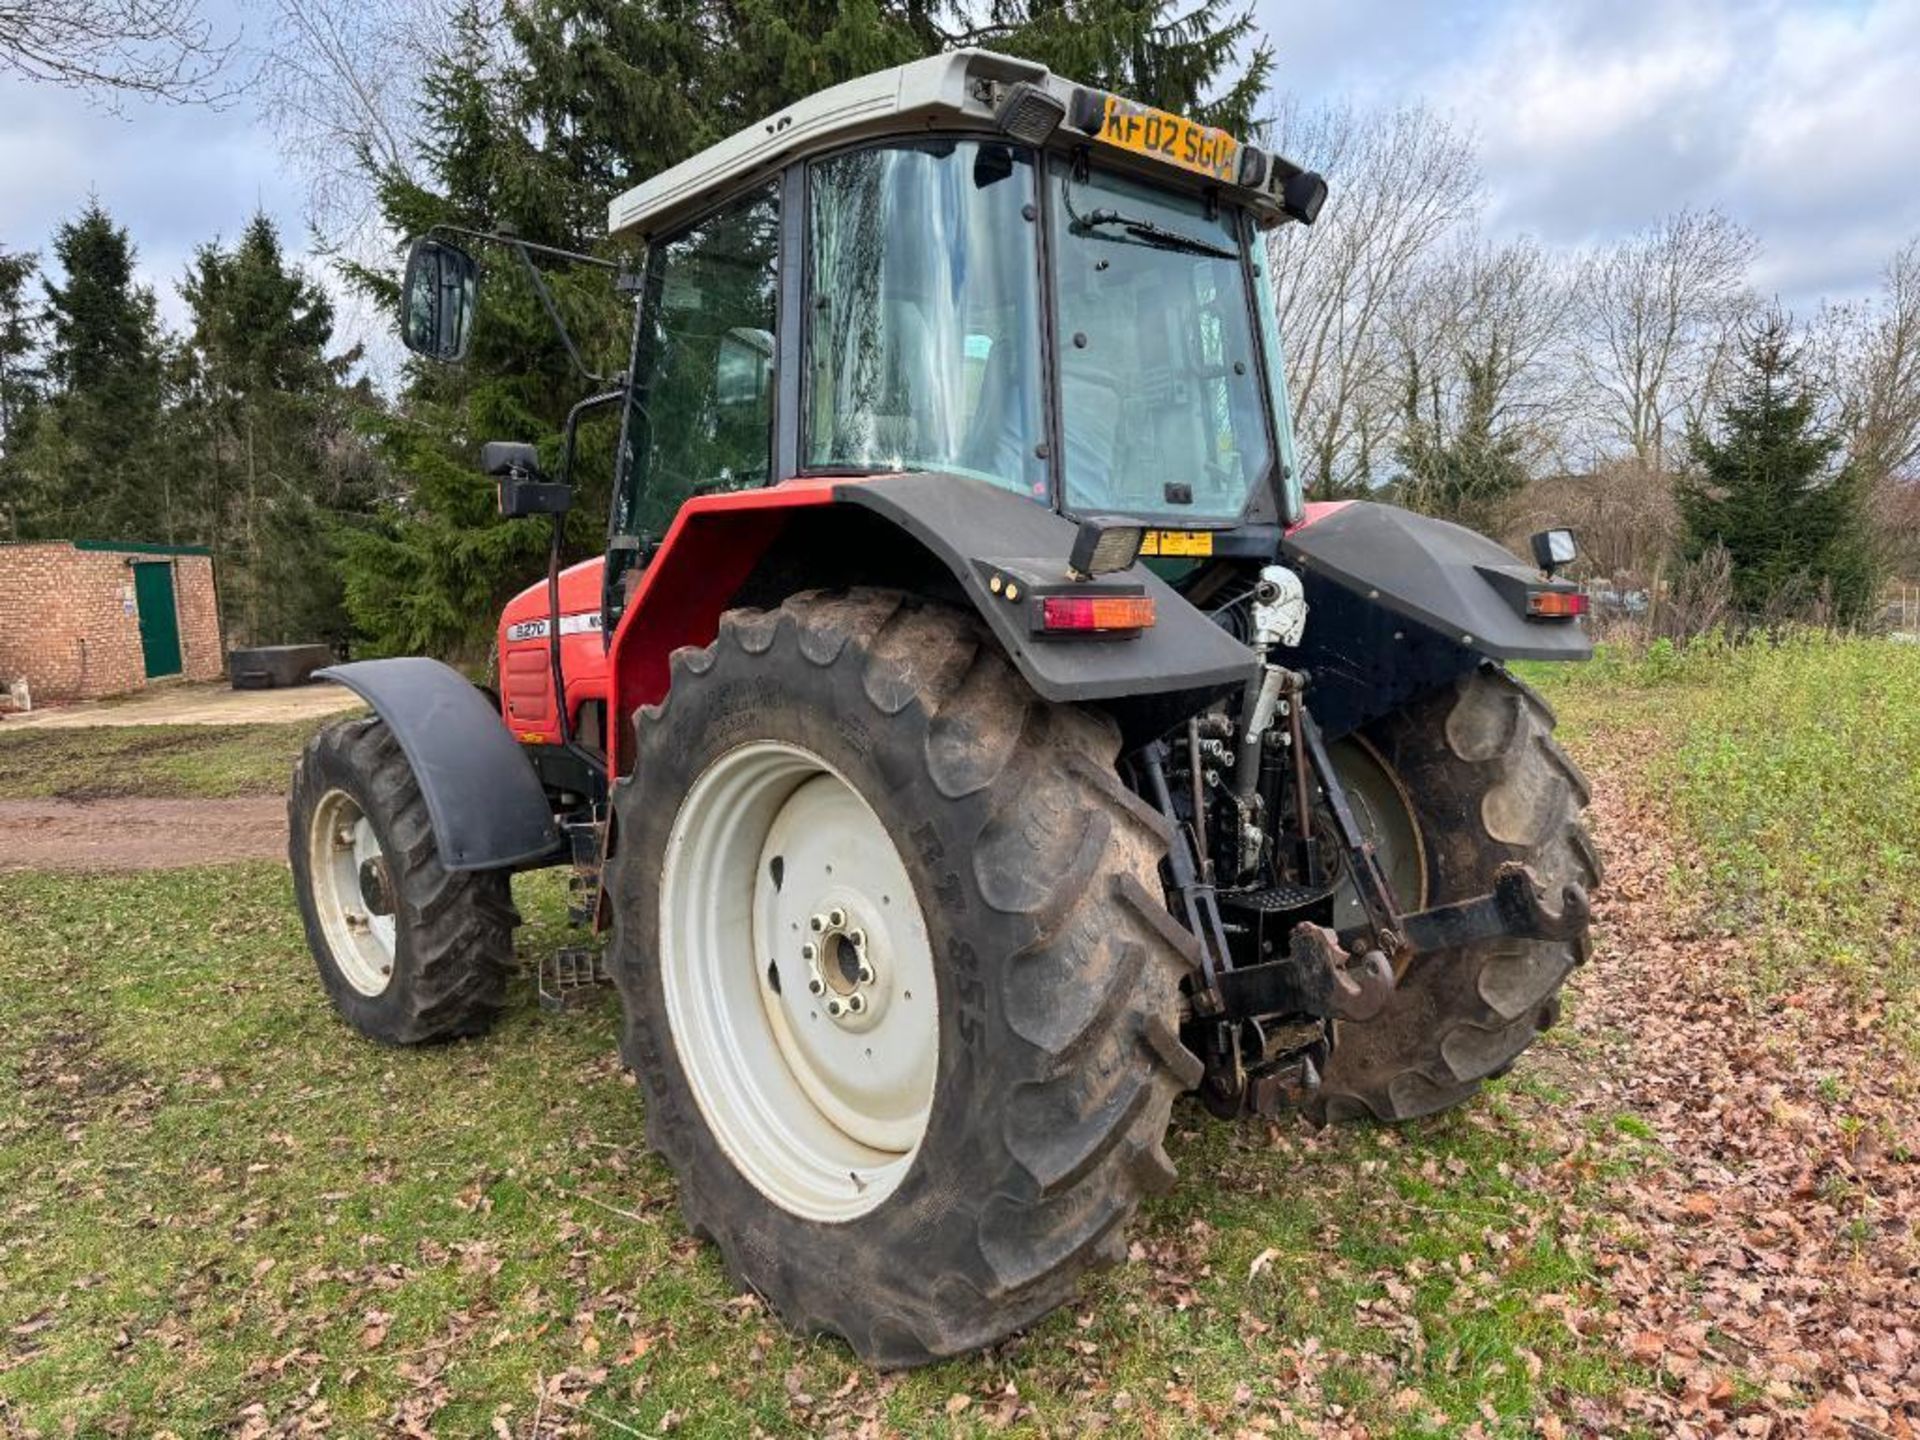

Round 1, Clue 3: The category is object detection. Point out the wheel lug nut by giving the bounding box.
[827,908,846,929]
[807,977,824,995]
[857,965,875,985]
[801,942,817,962]
[847,994,866,1014]
[808,914,826,933]
[849,929,865,949]
[826,998,844,1017]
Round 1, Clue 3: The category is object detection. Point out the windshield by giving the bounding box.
[806,140,1046,499]
[1054,165,1273,523]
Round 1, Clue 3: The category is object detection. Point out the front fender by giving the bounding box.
[316,657,562,871]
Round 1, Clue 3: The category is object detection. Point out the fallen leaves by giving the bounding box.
[1528,740,1920,1436]
[358,1310,391,1352]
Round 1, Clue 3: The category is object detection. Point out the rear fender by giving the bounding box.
[1281,501,1592,738]
[316,658,563,871]
[605,472,1257,768]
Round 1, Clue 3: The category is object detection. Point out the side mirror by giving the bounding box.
[482,440,573,518]
[401,235,478,361]
[1530,527,1577,578]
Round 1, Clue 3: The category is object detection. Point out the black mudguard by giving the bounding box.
[838,472,1257,706]
[316,657,563,872]
[1281,502,1592,739]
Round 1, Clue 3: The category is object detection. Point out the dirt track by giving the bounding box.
[1,681,358,730]
[0,796,288,871]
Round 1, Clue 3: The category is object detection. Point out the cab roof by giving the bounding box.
[607,49,1315,244]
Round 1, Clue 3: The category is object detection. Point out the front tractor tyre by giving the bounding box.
[1314,667,1602,1123]
[607,590,1202,1367]
[289,717,519,1044]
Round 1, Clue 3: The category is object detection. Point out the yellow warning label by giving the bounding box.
[1140,530,1215,557]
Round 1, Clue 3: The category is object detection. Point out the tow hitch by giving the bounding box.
[1207,862,1587,1120]
[1214,862,1588,1029]
[1158,674,1592,1120]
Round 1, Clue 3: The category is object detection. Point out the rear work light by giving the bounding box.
[1526,589,1588,619]
[1040,594,1157,632]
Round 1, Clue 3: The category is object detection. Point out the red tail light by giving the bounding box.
[1526,590,1587,619]
[1040,594,1157,632]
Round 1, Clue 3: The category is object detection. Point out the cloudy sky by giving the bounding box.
[3,0,1918,367]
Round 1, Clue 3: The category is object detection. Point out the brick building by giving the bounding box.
[0,541,224,705]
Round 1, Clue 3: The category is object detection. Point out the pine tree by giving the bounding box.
[175,212,371,645]
[1679,311,1878,625]
[988,0,1272,133]
[0,246,42,538]
[20,200,166,540]
[1392,340,1529,531]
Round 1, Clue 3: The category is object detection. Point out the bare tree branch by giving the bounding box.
[1265,99,1480,496]
[0,0,238,105]
[1386,233,1580,477]
[252,0,472,243]
[1572,208,1758,470]
[1831,237,1920,485]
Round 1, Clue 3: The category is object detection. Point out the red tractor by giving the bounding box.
[289,50,1596,1367]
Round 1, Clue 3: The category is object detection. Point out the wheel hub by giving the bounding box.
[358,856,395,917]
[802,909,879,1022]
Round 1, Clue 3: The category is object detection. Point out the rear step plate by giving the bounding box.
[537,946,614,1011]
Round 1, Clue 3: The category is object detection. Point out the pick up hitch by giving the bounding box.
[1217,923,1394,1023]
[1217,862,1589,1029]
[1347,861,1590,959]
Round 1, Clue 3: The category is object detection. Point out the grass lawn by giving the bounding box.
[1527,633,1920,1055]
[0,720,332,800]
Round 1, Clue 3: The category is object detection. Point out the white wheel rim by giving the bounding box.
[308,788,399,997]
[659,741,939,1222]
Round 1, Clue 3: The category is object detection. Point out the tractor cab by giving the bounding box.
[406,48,1334,782]
[596,50,1323,615]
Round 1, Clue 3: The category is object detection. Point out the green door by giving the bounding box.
[132,562,183,678]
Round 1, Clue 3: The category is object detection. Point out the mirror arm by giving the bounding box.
[558,384,629,490]
[427,223,622,274]
[509,238,607,385]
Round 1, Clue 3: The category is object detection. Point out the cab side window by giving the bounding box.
[618,186,780,538]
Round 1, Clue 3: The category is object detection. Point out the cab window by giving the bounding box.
[616,185,780,539]
[805,140,1046,500]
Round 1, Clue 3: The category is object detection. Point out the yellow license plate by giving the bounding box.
[1140,529,1215,557]
[1094,97,1239,183]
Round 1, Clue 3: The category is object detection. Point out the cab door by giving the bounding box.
[604,182,782,629]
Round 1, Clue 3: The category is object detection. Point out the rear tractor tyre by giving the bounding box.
[289,716,519,1044]
[607,589,1201,1367]
[1312,667,1602,1123]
